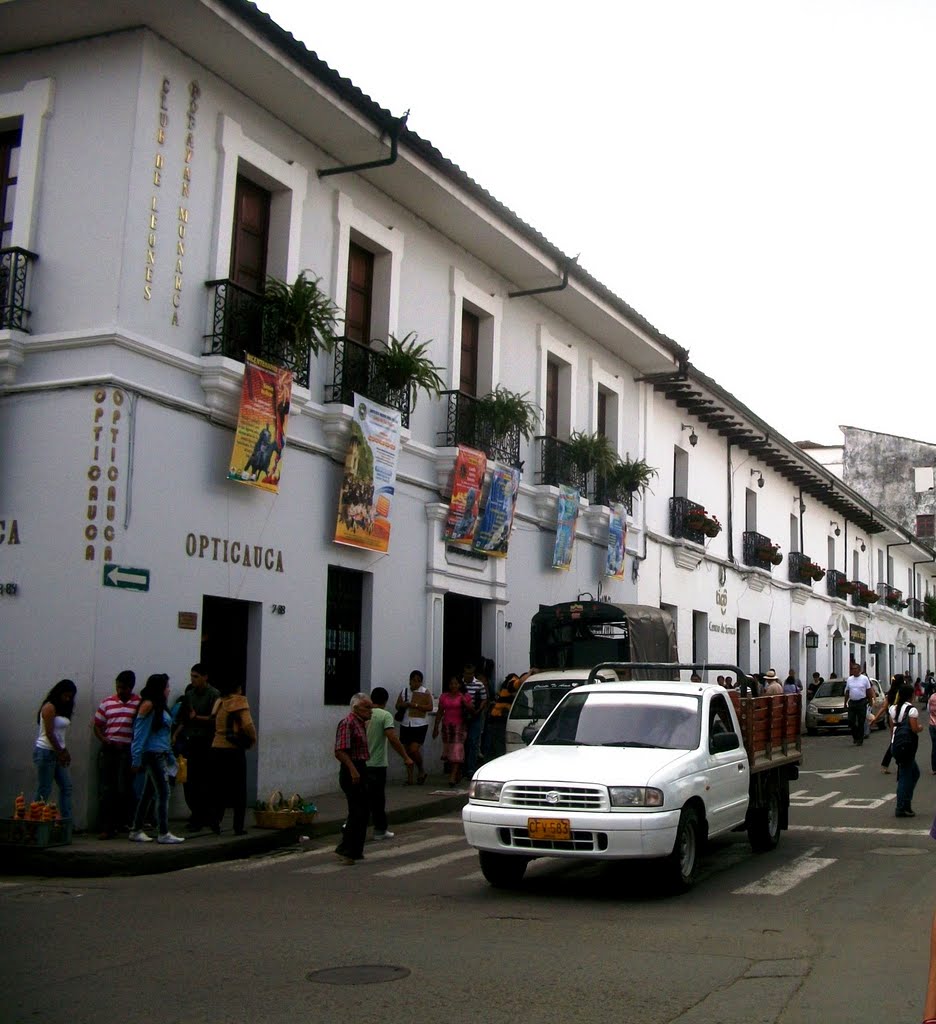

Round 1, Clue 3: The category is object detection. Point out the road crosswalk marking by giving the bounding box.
[790,823,930,837]
[732,846,836,896]
[377,848,476,877]
[294,835,464,875]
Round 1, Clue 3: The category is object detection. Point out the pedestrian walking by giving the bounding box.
[890,681,922,817]
[433,676,474,787]
[395,670,432,785]
[876,676,902,773]
[208,681,256,836]
[334,692,373,865]
[461,661,489,779]
[844,662,872,746]
[92,670,140,838]
[172,663,219,832]
[129,673,184,844]
[33,679,76,821]
[365,687,413,840]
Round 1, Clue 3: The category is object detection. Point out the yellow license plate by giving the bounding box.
[825,715,841,724]
[527,818,571,841]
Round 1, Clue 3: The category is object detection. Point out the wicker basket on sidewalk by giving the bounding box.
[253,808,298,829]
[253,790,317,829]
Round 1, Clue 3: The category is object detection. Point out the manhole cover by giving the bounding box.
[871,846,927,856]
[307,965,410,986]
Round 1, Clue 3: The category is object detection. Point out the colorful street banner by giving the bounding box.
[605,503,628,579]
[334,394,402,553]
[552,485,580,570]
[473,463,521,557]
[228,354,292,493]
[444,446,487,545]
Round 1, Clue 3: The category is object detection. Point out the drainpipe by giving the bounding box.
[726,443,734,563]
[798,487,805,554]
[317,111,409,178]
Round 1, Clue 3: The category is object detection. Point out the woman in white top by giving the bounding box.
[33,679,77,820]
[889,681,923,817]
[395,670,433,785]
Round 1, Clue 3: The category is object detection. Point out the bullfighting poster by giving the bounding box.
[605,503,627,579]
[227,354,292,493]
[473,463,521,557]
[552,485,580,570]
[444,446,487,545]
[334,394,402,553]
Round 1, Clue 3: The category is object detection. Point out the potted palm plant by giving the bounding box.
[474,386,541,441]
[263,270,341,364]
[608,455,658,495]
[373,332,445,409]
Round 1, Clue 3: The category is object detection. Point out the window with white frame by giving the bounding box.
[447,267,500,398]
[590,358,622,452]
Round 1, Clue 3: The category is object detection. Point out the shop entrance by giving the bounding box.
[442,593,485,686]
[201,595,261,802]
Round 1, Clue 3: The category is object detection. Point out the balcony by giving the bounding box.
[788,551,824,586]
[670,497,706,544]
[828,569,855,600]
[437,390,522,468]
[593,473,634,516]
[203,279,310,389]
[0,247,38,331]
[851,581,878,609]
[534,436,587,493]
[880,584,908,612]
[743,531,782,571]
[911,598,924,620]
[324,336,412,428]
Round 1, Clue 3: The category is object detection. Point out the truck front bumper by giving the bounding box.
[462,803,681,859]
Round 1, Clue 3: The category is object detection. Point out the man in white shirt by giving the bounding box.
[844,662,872,746]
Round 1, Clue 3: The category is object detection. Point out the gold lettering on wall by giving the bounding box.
[83,390,124,561]
[171,81,199,327]
[145,79,170,299]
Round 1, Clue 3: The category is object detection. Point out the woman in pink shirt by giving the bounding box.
[433,676,473,787]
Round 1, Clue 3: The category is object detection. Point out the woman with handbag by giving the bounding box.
[129,674,184,844]
[395,670,432,785]
[889,681,923,818]
[208,681,256,835]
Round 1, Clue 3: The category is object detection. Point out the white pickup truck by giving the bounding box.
[463,663,801,890]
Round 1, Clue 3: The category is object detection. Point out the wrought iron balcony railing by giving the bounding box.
[828,569,852,600]
[743,531,781,571]
[851,580,871,608]
[324,336,412,428]
[911,597,924,620]
[0,247,38,331]
[881,584,906,611]
[437,390,522,468]
[203,279,310,389]
[788,551,814,585]
[593,474,634,516]
[534,436,587,493]
[669,496,706,544]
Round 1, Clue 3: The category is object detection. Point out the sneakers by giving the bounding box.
[372,830,395,840]
[157,832,185,844]
[128,830,153,843]
[335,852,356,865]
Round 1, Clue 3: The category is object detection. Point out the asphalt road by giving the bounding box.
[2,726,934,1024]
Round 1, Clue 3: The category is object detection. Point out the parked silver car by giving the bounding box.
[806,678,885,735]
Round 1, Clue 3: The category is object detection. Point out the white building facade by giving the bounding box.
[2,0,933,826]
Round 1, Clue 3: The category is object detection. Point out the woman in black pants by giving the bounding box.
[877,675,903,774]
[209,681,256,834]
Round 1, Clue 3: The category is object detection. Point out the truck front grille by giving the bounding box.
[501,783,607,811]
[498,826,608,852]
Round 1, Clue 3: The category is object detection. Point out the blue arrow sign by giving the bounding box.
[103,563,150,592]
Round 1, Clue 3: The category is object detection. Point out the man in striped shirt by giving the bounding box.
[93,670,140,839]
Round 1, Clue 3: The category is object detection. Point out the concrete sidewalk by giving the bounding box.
[1,780,470,878]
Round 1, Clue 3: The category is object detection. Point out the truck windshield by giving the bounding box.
[535,692,702,750]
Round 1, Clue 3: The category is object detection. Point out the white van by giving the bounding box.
[506,668,619,751]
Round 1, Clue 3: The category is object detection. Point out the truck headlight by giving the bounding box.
[469,781,504,801]
[609,787,663,807]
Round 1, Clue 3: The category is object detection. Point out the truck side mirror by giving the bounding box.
[521,722,539,745]
[710,731,741,754]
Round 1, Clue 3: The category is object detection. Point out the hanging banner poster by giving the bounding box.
[334,394,402,553]
[228,354,293,493]
[444,446,487,545]
[605,503,627,579]
[552,485,580,570]
[473,464,521,557]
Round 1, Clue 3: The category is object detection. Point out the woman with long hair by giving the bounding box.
[890,680,923,818]
[208,680,256,835]
[33,679,77,820]
[875,675,904,774]
[129,673,184,844]
[433,675,474,787]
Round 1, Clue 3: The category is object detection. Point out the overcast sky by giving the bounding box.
[258,0,935,447]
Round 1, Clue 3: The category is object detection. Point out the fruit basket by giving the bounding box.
[0,817,73,847]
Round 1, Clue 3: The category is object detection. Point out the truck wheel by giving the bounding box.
[748,785,781,852]
[479,851,529,888]
[665,807,700,890]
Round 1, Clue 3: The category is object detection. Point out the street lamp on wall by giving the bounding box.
[681,423,698,448]
[830,521,841,537]
[805,629,819,649]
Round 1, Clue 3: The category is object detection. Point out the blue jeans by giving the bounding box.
[131,752,171,835]
[33,747,72,820]
[896,757,920,814]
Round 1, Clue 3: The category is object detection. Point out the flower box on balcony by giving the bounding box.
[756,543,783,566]
[856,585,879,604]
[799,561,825,582]
[837,580,858,597]
[686,509,721,537]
